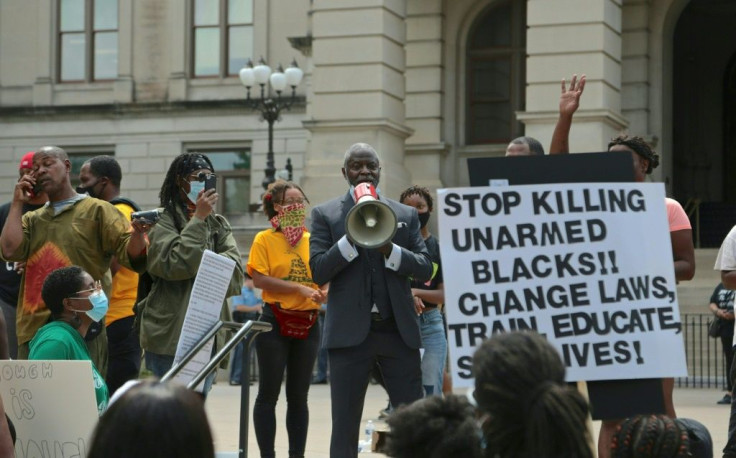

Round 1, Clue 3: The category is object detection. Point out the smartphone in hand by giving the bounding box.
[29,182,42,198]
[204,174,216,192]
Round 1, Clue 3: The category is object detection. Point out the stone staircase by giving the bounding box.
[677,248,721,314]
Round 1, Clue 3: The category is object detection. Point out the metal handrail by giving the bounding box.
[676,313,729,390]
[161,319,272,458]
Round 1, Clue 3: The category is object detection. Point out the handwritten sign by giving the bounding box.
[173,249,237,390]
[0,360,98,457]
[437,183,688,388]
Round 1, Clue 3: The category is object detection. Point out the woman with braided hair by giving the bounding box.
[138,153,244,393]
[611,415,688,458]
[610,414,712,458]
[596,135,695,457]
[472,331,593,458]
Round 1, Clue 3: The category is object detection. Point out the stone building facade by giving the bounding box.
[0,0,733,246]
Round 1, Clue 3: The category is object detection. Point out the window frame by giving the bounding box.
[190,0,254,79]
[64,148,116,189]
[57,0,119,83]
[465,0,526,145]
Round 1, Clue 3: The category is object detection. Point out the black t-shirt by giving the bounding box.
[710,283,735,312]
[0,202,45,306]
[410,234,443,308]
[711,282,735,338]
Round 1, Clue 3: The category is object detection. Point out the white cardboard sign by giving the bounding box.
[437,183,688,388]
[173,249,236,390]
[0,360,98,457]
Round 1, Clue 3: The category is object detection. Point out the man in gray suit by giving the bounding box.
[310,143,433,457]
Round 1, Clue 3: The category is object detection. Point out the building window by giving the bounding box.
[68,152,112,188]
[466,0,526,145]
[192,0,253,77]
[59,0,119,82]
[188,148,252,215]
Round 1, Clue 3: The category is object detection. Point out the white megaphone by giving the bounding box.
[345,183,398,249]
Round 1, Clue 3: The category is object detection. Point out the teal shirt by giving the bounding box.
[29,321,109,415]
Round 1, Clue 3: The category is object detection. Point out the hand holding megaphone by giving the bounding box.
[345,183,398,249]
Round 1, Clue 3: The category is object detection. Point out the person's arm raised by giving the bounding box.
[549,74,586,155]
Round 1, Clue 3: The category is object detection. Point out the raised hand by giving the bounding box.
[560,74,586,117]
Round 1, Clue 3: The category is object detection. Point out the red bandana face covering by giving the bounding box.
[270,203,307,247]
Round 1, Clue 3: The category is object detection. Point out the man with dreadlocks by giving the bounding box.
[0,146,149,376]
[137,153,243,393]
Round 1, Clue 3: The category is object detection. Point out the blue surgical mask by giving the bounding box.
[85,290,109,322]
[186,180,205,204]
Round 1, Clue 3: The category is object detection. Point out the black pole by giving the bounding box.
[262,114,276,190]
[244,76,299,190]
[239,335,255,458]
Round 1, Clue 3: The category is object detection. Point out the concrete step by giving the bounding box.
[677,248,720,313]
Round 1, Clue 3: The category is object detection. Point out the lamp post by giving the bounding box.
[239,57,303,190]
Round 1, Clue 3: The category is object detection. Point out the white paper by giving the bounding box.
[172,249,236,390]
[438,183,688,388]
[0,360,98,457]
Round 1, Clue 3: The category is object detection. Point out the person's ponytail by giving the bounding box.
[523,384,592,458]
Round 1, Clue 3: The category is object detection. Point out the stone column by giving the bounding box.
[167,0,188,101]
[519,0,628,153]
[404,0,445,190]
[32,0,53,106]
[301,0,413,205]
[114,0,134,103]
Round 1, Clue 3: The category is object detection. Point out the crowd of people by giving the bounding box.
[0,69,729,458]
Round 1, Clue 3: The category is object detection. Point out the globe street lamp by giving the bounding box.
[239,58,304,190]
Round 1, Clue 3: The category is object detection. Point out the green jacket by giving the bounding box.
[139,206,243,356]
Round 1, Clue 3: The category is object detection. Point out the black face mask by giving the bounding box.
[418,211,430,228]
[76,180,104,198]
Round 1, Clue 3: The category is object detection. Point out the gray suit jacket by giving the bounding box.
[309,191,432,350]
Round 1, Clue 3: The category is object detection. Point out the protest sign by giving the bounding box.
[0,360,98,458]
[438,182,687,388]
[172,249,237,390]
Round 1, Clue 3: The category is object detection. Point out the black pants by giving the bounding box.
[106,316,142,395]
[328,318,422,458]
[724,348,736,457]
[724,333,735,392]
[253,307,320,458]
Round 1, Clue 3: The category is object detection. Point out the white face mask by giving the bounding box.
[186,180,205,204]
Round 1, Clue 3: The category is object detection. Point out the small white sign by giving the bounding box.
[173,250,237,390]
[0,360,98,458]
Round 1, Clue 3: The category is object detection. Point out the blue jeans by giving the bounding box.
[253,306,320,458]
[145,351,215,395]
[419,308,447,396]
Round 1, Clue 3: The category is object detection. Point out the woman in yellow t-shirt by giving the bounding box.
[247,180,327,458]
